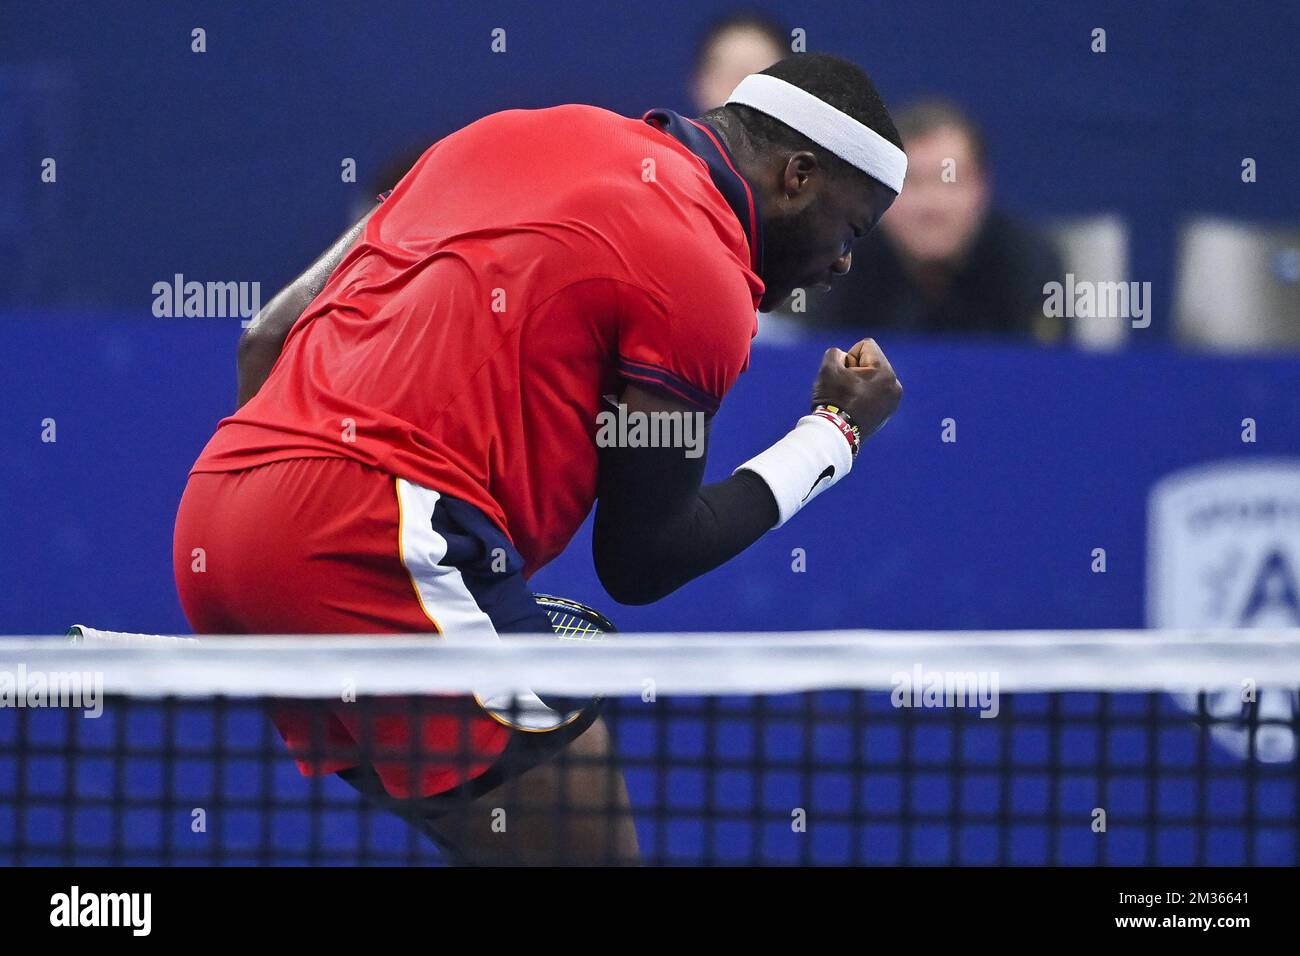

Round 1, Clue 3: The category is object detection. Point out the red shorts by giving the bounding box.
[174,456,568,799]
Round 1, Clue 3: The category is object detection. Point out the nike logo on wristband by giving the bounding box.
[802,465,836,502]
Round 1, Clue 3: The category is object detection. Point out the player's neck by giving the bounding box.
[696,110,762,183]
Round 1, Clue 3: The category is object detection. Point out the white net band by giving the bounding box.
[2,628,1298,698]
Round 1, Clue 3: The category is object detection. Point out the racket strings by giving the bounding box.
[545,611,606,641]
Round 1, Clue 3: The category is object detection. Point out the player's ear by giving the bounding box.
[782,151,820,199]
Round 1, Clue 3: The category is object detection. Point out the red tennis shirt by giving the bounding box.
[191,105,764,575]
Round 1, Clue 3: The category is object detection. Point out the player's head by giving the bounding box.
[703,53,905,311]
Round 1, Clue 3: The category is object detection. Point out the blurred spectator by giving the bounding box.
[691,11,788,112]
[789,99,1065,342]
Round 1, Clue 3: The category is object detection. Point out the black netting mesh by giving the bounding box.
[2,689,1297,866]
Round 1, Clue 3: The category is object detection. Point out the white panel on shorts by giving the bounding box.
[394,477,573,732]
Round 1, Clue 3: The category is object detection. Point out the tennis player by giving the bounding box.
[174,53,906,864]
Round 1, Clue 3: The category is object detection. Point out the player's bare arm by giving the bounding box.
[235,206,376,407]
[594,339,901,604]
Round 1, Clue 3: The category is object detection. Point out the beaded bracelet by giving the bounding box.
[811,403,862,457]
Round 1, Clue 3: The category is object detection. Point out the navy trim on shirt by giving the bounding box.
[617,356,722,415]
[643,109,764,276]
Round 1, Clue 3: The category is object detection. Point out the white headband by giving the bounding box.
[725,73,907,194]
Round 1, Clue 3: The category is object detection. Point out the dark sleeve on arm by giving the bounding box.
[592,437,779,606]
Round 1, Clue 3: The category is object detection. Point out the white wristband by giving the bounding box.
[735,414,854,528]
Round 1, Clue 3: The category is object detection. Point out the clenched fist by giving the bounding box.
[809,338,902,438]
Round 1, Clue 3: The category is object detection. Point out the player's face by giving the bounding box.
[758,171,896,312]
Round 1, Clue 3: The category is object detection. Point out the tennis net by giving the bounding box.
[1,629,1297,866]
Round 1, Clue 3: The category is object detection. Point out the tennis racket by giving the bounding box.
[531,593,617,641]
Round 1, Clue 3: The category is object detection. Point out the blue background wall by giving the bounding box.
[4,0,1299,333]
[4,312,1299,636]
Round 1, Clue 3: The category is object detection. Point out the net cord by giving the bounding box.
[1,628,1298,698]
